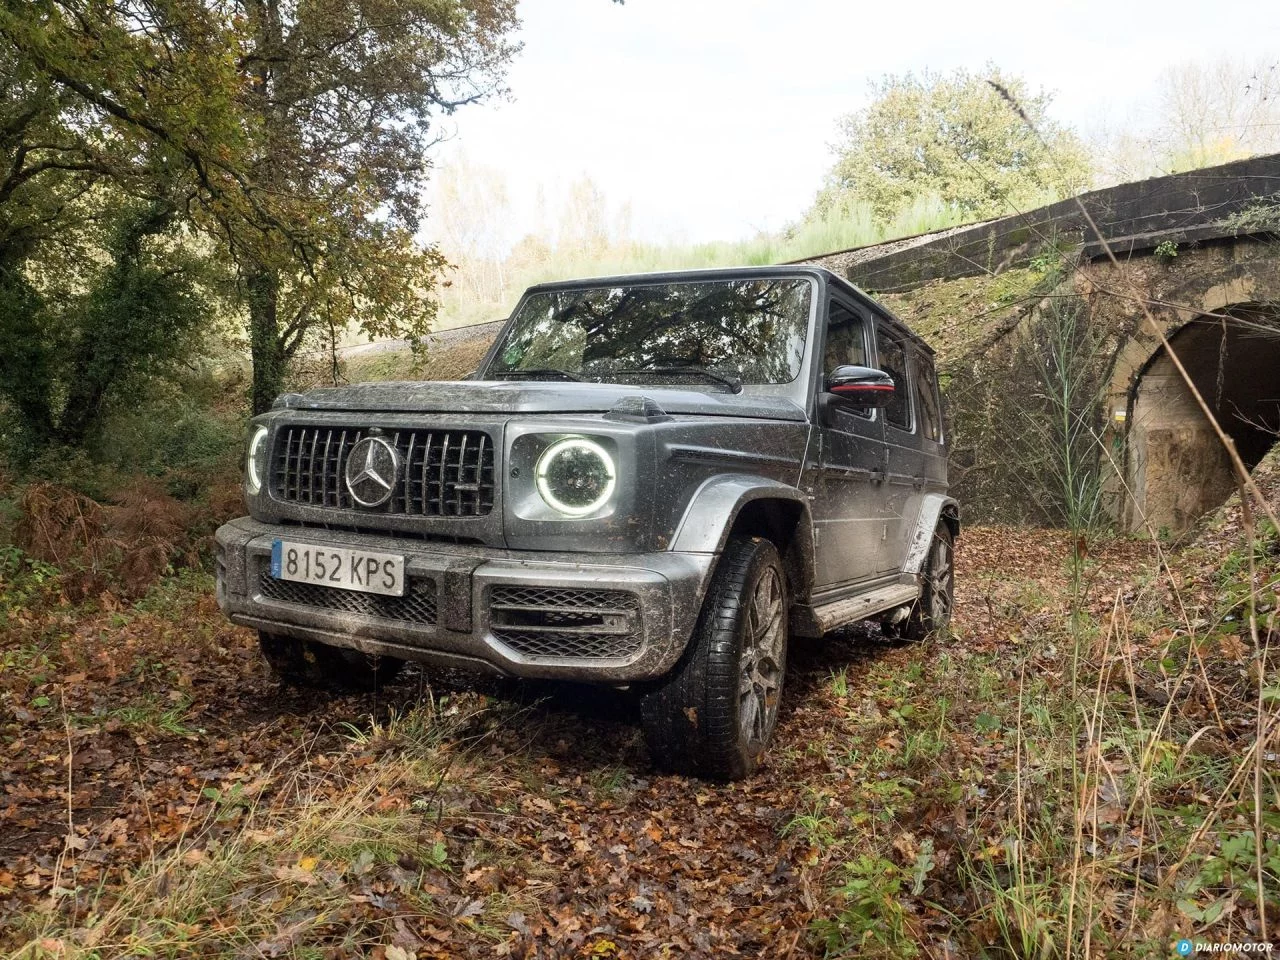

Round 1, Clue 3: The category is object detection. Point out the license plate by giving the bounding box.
[271,540,406,597]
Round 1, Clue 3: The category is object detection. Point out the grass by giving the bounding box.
[877,265,1052,366]
[341,335,493,385]
[5,694,509,959]
[103,693,199,737]
[787,520,1278,957]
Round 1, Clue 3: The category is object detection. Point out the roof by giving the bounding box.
[522,263,843,291]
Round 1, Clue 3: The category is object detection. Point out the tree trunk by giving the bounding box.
[0,261,57,447]
[247,264,285,415]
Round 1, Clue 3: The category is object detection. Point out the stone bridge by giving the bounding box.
[802,154,1280,535]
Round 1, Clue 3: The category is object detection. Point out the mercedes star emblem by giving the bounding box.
[344,436,400,508]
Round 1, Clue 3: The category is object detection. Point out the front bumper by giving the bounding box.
[214,517,712,682]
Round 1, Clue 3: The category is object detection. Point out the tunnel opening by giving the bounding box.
[1128,305,1280,536]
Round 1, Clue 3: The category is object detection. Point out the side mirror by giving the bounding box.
[825,365,895,408]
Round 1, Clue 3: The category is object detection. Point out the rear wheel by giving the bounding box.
[258,632,404,691]
[640,536,788,780]
[889,523,954,642]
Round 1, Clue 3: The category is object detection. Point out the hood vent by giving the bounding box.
[603,396,672,424]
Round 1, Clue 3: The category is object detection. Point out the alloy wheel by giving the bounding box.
[738,565,786,752]
[927,535,954,627]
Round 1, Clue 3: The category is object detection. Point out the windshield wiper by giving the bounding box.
[614,366,743,394]
[492,368,584,382]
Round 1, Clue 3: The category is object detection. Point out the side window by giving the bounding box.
[874,322,913,431]
[824,300,867,371]
[912,350,943,442]
[824,299,874,420]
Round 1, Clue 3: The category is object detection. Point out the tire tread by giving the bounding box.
[640,536,785,780]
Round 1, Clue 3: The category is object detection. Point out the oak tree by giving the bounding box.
[3,0,520,413]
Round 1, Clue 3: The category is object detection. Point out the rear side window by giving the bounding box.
[912,350,943,442]
[875,324,912,431]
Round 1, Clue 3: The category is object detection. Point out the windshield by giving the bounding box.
[485,277,813,386]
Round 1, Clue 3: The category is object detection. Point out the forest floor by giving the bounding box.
[0,518,1276,958]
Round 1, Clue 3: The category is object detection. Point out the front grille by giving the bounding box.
[272,426,495,517]
[489,586,641,660]
[257,570,438,625]
[277,519,483,546]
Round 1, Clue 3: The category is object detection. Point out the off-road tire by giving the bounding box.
[889,523,954,643]
[258,632,404,691]
[640,536,788,780]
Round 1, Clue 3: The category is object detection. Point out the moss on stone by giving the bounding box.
[878,267,1048,366]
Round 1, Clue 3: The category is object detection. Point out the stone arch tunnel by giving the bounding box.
[1124,306,1280,535]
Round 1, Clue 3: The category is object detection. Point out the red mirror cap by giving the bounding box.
[830,382,893,396]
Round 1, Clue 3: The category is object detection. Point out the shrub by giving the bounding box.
[13,481,200,599]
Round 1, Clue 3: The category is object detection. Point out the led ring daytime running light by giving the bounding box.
[534,437,616,517]
[246,425,269,494]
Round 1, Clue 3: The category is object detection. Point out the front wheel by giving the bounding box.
[640,536,788,780]
[889,522,955,642]
[258,632,404,691]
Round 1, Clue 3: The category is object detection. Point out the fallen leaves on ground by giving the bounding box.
[1,520,1276,957]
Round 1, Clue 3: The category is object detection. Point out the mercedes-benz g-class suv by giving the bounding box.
[215,266,957,779]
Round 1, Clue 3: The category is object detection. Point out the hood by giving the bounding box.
[276,379,807,421]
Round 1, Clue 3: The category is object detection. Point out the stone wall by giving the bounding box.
[938,238,1280,534]
[802,153,1280,294]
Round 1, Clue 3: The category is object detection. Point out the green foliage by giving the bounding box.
[1225,201,1280,233]
[0,266,57,446]
[1174,830,1280,926]
[1214,518,1279,617]
[813,65,1091,225]
[88,372,241,491]
[910,839,936,895]
[812,855,918,957]
[1155,239,1180,261]
[2,0,521,419]
[0,201,210,456]
[952,289,1110,530]
[0,37,115,266]
[0,544,59,622]
[829,667,850,698]
[782,790,839,849]
[202,782,253,822]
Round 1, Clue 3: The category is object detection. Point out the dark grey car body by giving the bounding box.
[215,266,958,683]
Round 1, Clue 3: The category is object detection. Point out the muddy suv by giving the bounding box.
[215,266,957,779]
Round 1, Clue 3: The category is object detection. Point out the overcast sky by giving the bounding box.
[426,0,1280,247]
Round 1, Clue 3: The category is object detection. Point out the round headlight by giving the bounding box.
[246,425,269,494]
[535,437,616,517]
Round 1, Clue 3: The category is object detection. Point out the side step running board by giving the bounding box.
[798,584,920,635]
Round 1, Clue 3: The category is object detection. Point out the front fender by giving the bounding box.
[669,474,812,555]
